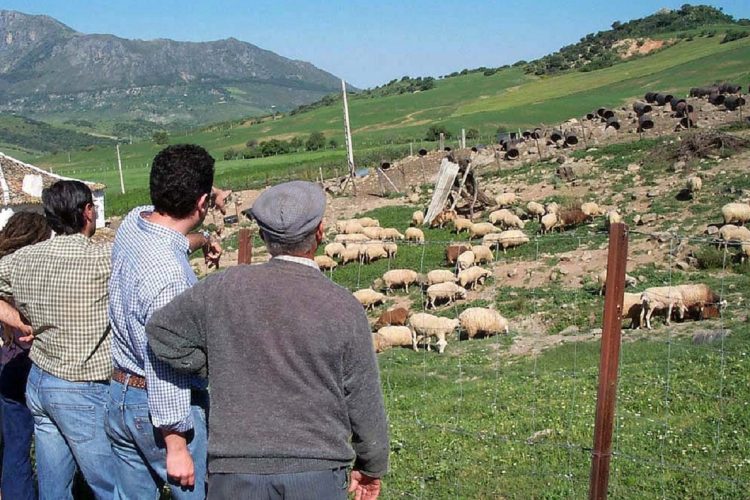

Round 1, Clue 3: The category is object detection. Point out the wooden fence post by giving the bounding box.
[589,222,628,500]
[237,228,252,265]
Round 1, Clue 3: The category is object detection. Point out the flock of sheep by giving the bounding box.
[311,173,750,354]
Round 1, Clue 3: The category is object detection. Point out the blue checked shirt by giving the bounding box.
[109,206,206,432]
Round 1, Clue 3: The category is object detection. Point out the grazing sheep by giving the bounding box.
[373,326,413,353]
[324,242,345,260]
[470,222,500,239]
[383,242,398,258]
[409,313,459,353]
[373,307,410,329]
[457,266,492,290]
[721,202,750,225]
[640,287,687,330]
[357,217,380,228]
[341,220,365,234]
[742,241,750,263]
[427,269,458,286]
[558,207,588,230]
[675,284,725,317]
[334,233,368,245]
[405,227,425,243]
[341,246,363,265]
[380,228,405,241]
[430,209,457,228]
[471,245,494,264]
[335,219,355,232]
[446,244,472,264]
[456,250,475,271]
[453,217,473,234]
[526,201,546,221]
[494,192,517,207]
[458,308,509,338]
[485,230,529,253]
[581,202,602,218]
[362,226,383,240]
[540,213,559,234]
[545,201,560,214]
[382,269,419,293]
[489,209,525,230]
[622,292,644,329]
[314,255,338,270]
[425,282,467,309]
[718,224,750,246]
[363,243,388,263]
[411,210,425,226]
[686,175,702,196]
[596,270,638,295]
[353,289,386,310]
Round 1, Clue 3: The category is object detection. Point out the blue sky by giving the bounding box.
[4,1,749,88]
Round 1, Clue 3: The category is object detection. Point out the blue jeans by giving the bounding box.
[105,379,208,500]
[0,353,37,500]
[25,363,115,500]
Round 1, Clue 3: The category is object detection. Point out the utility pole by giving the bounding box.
[342,80,356,195]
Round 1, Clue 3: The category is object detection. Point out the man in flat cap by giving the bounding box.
[146,181,389,500]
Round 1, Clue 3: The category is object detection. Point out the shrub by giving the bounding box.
[425,125,452,141]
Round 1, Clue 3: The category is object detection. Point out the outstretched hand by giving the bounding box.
[348,470,381,500]
[203,240,222,270]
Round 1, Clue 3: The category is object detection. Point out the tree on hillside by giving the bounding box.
[466,128,480,140]
[152,131,169,145]
[425,125,452,141]
[305,132,326,151]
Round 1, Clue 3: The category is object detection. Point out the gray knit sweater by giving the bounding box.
[146,258,389,477]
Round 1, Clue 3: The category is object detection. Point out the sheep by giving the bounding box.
[458,307,509,338]
[341,246,363,265]
[340,220,365,234]
[581,202,602,218]
[362,243,388,263]
[494,192,517,207]
[471,245,494,264]
[409,313,459,353]
[742,241,750,263]
[540,213,559,234]
[675,284,725,319]
[452,217,473,234]
[382,269,419,293]
[721,202,750,225]
[383,242,398,258]
[686,175,702,196]
[456,250,475,271]
[485,230,529,253]
[427,269,458,286]
[411,210,425,226]
[335,219,355,232]
[380,228,405,241]
[622,292,644,329]
[526,201,546,221]
[606,210,622,228]
[489,209,525,230]
[356,217,380,228]
[596,269,638,295]
[314,255,338,270]
[425,282,467,309]
[334,233,368,245]
[545,201,560,214]
[445,244,471,265]
[405,227,425,243]
[558,207,588,230]
[362,226,383,240]
[430,209,457,228]
[373,326,413,353]
[353,289,386,311]
[324,242,345,260]
[457,266,492,290]
[640,287,687,330]
[469,222,500,239]
[373,307,410,329]
[718,224,750,247]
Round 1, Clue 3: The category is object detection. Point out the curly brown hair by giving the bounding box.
[0,212,51,259]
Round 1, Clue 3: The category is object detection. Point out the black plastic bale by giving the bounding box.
[709,92,726,106]
[724,95,746,111]
[586,111,597,120]
[596,107,608,117]
[606,117,620,130]
[505,147,520,160]
[564,131,578,146]
[532,128,543,139]
[418,148,428,156]
[522,130,532,139]
[550,129,563,142]
[670,98,686,112]
[633,101,652,115]
[644,92,657,103]
[638,114,654,130]
[655,93,674,106]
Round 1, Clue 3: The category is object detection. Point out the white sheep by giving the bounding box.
[741,241,750,263]
[596,269,637,295]
[456,250,475,271]
[382,269,419,293]
[489,209,525,230]
[335,219,355,232]
[469,222,500,239]
[341,220,365,234]
[383,242,398,258]
[581,202,602,218]
[409,313,459,354]
[526,201,546,221]
[675,284,725,317]
[405,227,425,243]
[540,213,559,234]
[457,266,492,290]
[640,286,687,330]
[380,228,405,241]
[722,202,750,225]
[324,242,345,260]
[718,224,750,246]
[425,282,467,309]
[458,308,509,338]
[362,226,383,240]
[453,217,473,234]
[470,245,494,264]
[622,292,643,329]
[362,243,388,263]
[411,210,425,226]
[341,246,362,265]
[491,230,529,253]
[356,217,380,228]
[353,289,386,311]
[314,255,338,270]
[686,175,702,196]
[426,269,457,286]
[334,233,368,245]
[495,192,517,207]
[372,326,413,353]
[545,201,560,214]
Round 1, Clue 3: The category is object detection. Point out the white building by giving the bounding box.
[0,152,106,230]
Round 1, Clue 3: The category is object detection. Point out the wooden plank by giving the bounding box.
[237,228,253,265]
[424,158,459,225]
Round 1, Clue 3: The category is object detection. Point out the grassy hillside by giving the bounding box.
[0,114,115,156]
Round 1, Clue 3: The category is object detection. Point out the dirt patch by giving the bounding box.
[613,38,668,59]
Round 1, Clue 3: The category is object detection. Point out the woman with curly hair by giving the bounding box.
[0,211,51,500]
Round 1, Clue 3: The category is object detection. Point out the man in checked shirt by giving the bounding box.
[106,144,219,499]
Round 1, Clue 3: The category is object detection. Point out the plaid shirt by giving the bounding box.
[0,234,112,381]
[109,206,205,432]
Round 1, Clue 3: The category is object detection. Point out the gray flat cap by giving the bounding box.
[249,181,326,243]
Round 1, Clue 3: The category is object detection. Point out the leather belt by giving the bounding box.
[112,368,146,389]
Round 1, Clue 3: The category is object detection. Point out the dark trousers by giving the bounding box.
[208,468,348,500]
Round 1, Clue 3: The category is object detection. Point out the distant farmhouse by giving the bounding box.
[0,152,105,229]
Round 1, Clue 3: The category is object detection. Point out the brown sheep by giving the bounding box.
[373,307,410,329]
[558,207,588,230]
[445,244,471,265]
